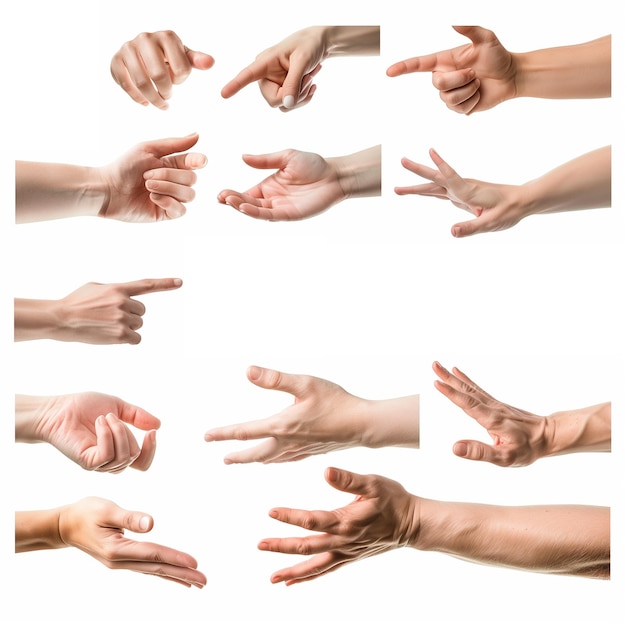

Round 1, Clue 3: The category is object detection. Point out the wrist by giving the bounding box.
[14,298,61,341]
[545,403,611,456]
[322,26,380,57]
[329,146,381,201]
[15,394,64,444]
[15,508,65,552]
[360,396,420,449]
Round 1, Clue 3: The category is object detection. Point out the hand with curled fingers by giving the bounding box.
[16,498,207,588]
[15,277,182,345]
[98,134,206,222]
[204,366,419,463]
[395,148,525,237]
[15,392,161,472]
[433,361,611,466]
[111,30,214,109]
[387,26,517,115]
[258,467,420,585]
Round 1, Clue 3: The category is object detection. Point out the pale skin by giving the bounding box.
[395,146,611,237]
[15,392,161,472]
[16,497,207,588]
[204,366,419,463]
[433,362,611,467]
[15,134,206,223]
[15,278,182,345]
[218,145,381,221]
[260,467,610,585]
[387,27,611,114]
[111,30,215,109]
[221,26,380,110]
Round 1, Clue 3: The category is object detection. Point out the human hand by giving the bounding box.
[387,26,517,114]
[205,366,370,463]
[395,148,526,237]
[18,392,161,472]
[111,30,214,109]
[221,26,328,110]
[433,362,549,467]
[259,467,420,585]
[97,134,206,222]
[58,497,207,588]
[54,278,183,344]
[218,150,346,220]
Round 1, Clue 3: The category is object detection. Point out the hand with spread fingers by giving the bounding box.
[15,392,161,473]
[259,467,420,585]
[204,366,419,463]
[15,277,182,345]
[16,497,207,588]
[387,27,610,114]
[395,146,611,237]
[433,361,611,467]
[218,145,380,221]
[260,467,610,583]
[16,134,207,223]
[111,30,214,109]
[221,26,379,111]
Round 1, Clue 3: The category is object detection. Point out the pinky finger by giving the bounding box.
[270,552,338,585]
[149,193,187,220]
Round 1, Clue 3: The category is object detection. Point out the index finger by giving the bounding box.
[221,58,269,98]
[204,417,273,442]
[118,277,183,296]
[387,51,452,76]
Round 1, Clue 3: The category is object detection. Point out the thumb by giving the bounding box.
[451,216,487,238]
[452,25,497,46]
[281,54,310,108]
[241,150,293,171]
[144,133,200,159]
[113,504,154,534]
[185,48,215,70]
[453,440,497,464]
[325,467,372,497]
[247,366,308,397]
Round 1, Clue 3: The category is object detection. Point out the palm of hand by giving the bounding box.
[42,393,124,466]
[251,152,344,219]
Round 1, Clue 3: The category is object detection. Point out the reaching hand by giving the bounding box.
[205,366,368,463]
[98,134,206,222]
[221,27,327,110]
[259,467,420,585]
[395,148,525,237]
[54,278,182,344]
[387,26,517,114]
[28,392,161,472]
[218,150,346,220]
[58,497,207,588]
[111,30,214,109]
[433,362,548,467]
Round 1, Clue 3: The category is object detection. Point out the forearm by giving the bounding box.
[414,498,610,578]
[513,35,611,99]
[330,145,381,200]
[14,298,63,341]
[521,146,611,216]
[15,161,107,223]
[361,394,420,449]
[15,509,64,552]
[321,26,380,57]
[545,402,611,456]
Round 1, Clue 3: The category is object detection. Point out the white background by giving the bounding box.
[1,0,623,624]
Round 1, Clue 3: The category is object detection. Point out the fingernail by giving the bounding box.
[454,442,468,457]
[248,365,262,380]
[258,542,269,550]
[282,95,295,109]
[452,226,461,237]
[139,516,150,531]
[326,467,338,482]
[269,510,279,519]
[224,458,233,465]
[173,278,183,286]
